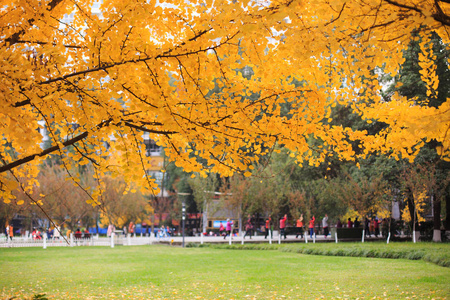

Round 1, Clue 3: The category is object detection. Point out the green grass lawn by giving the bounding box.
[1,244,449,299]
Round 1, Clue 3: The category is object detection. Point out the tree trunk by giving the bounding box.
[151,214,155,237]
[202,200,208,234]
[238,212,242,236]
[432,195,441,242]
[445,192,450,230]
[406,191,419,242]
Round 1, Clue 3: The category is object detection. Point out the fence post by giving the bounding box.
[70,233,74,247]
[127,233,131,246]
[278,232,281,244]
[305,235,308,243]
[335,231,338,243]
[111,232,115,248]
[313,233,316,243]
[43,233,47,249]
[241,233,244,245]
[201,232,204,245]
[387,232,391,244]
[229,230,232,245]
[362,230,365,243]
[269,230,272,244]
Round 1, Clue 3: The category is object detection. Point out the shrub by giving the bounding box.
[212,242,450,268]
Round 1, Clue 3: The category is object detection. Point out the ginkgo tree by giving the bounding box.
[1,0,449,207]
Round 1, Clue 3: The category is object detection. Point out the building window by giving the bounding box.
[144,139,161,156]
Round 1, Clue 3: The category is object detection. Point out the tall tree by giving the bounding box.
[38,163,97,231]
[382,31,450,240]
[1,0,449,207]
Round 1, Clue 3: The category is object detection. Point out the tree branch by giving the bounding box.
[433,0,450,26]
[384,0,450,26]
[3,0,65,47]
[383,0,423,14]
[0,119,112,173]
[38,31,239,85]
[11,40,84,49]
[325,3,346,27]
[123,122,178,135]
[0,132,88,173]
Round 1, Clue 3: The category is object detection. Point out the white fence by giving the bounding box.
[0,233,155,248]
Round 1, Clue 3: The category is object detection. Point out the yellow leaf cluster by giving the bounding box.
[1,0,449,201]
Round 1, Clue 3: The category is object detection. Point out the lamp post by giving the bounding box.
[182,201,186,247]
[178,193,190,248]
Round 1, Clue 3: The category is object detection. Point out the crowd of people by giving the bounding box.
[4,215,392,242]
[214,214,388,239]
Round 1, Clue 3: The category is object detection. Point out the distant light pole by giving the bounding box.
[182,201,186,247]
[178,193,190,248]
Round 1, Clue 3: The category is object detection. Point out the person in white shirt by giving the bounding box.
[322,214,329,238]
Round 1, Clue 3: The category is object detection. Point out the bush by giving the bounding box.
[212,242,450,268]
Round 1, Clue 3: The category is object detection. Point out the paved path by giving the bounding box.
[153,233,389,246]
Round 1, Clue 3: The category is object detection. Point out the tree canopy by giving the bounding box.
[1,0,449,205]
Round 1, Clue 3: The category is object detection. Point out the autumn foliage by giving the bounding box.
[1,0,449,205]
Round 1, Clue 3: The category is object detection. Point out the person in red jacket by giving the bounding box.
[296,214,304,239]
[264,215,272,239]
[279,214,287,239]
[347,218,353,228]
[308,216,315,238]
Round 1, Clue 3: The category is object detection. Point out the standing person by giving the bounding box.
[264,215,272,239]
[336,219,342,228]
[347,218,353,228]
[243,215,253,239]
[219,222,225,237]
[364,217,371,237]
[107,224,115,237]
[354,217,361,228]
[224,219,233,240]
[322,214,329,238]
[8,223,13,241]
[308,216,315,238]
[369,217,375,236]
[160,225,166,238]
[129,222,135,237]
[123,225,128,236]
[374,217,380,237]
[279,214,287,239]
[53,225,61,240]
[47,227,53,239]
[5,223,10,240]
[296,214,304,239]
